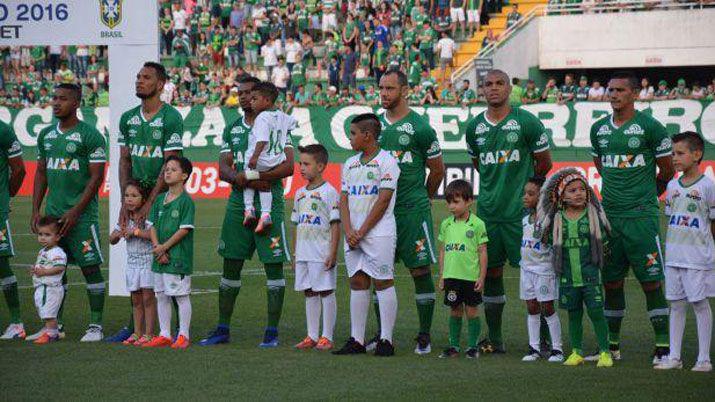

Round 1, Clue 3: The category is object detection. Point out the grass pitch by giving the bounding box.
[1,197,712,400]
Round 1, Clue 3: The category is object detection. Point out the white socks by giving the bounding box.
[305,296,321,341]
[350,289,370,345]
[376,287,397,343]
[259,191,272,214]
[157,293,172,338]
[693,299,712,363]
[527,314,540,350]
[669,300,687,361]
[243,187,255,210]
[322,293,337,341]
[175,295,192,339]
[545,312,563,352]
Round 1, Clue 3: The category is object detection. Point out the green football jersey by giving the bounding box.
[554,211,601,287]
[148,191,195,275]
[465,108,550,222]
[37,121,106,221]
[220,116,289,211]
[118,103,184,189]
[0,121,22,215]
[589,111,672,218]
[438,213,489,281]
[378,110,442,212]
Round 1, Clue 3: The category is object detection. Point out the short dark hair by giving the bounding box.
[527,175,546,188]
[298,144,329,165]
[610,71,639,90]
[350,113,381,139]
[37,215,61,232]
[238,76,261,86]
[445,180,474,202]
[165,155,194,182]
[383,70,408,87]
[672,131,705,163]
[143,61,167,82]
[252,81,279,103]
[55,83,81,101]
[124,179,151,200]
[463,79,470,84]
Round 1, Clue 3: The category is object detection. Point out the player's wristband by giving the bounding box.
[245,170,260,180]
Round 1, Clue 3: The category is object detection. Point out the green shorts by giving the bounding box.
[559,285,604,311]
[59,220,103,267]
[603,215,664,283]
[0,215,15,257]
[483,220,522,270]
[217,202,290,264]
[395,208,437,269]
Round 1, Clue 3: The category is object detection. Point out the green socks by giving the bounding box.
[568,308,584,355]
[645,287,670,347]
[587,308,610,353]
[467,317,481,349]
[483,275,506,346]
[265,263,285,329]
[604,286,625,347]
[0,257,21,323]
[449,316,462,349]
[413,273,435,334]
[81,265,105,326]
[218,259,244,326]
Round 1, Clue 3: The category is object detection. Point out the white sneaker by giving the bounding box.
[0,323,25,340]
[25,328,46,341]
[654,358,683,370]
[691,361,713,372]
[80,325,103,342]
[522,347,541,362]
[548,350,565,363]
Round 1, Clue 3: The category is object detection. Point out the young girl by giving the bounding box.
[110,181,156,346]
[537,168,612,367]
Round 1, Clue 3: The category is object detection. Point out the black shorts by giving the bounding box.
[443,278,482,307]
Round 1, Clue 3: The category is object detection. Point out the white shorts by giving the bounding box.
[154,273,191,297]
[344,236,396,280]
[34,285,64,320]
[322,13,337,31]
[519,270,558,302]
[294,261,337,292]
[665,266,714,302]
[126,267,154,292]
[451,8,466,22]
[467,9,480,23]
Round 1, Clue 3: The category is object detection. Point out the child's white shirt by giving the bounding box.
[247,109,294,170]
[664,175,715,270]
[520,214,554,275]
[32,246,67,287]
[291,182,341,262]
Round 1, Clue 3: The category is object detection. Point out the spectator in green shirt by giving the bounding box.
[160,8,174,56]
[522,79,541,104]
[509,77,524,106]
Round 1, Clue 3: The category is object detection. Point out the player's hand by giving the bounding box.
[153,244,167,256]
[233,172,248,189]
[248,157,258,170]
[247,180,272,192]
[58,208,81,237]
[438,277,444,291]
[324,254,337,270]
[31,212,41,234]
[475,278,484,292]
[157,253,170,265]
[30,266,40,276]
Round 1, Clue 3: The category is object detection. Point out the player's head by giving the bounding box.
[298,144,329,182]
[37,216,61,248]
[558,173,589,210]
[124,179,150,212]
[237,76,260,111]
[251,81,279,113]
[52,83,81,119]
[523,175,545,210]
[672,131,704,172]
[136,62,167,100]
[607,71,638,111]
[164,155,193,186]
[445,179,474,217]
[379,70,409,110]
[484,69,511,107]
[349,113,381,152]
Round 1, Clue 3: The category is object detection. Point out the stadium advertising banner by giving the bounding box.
[3,100,714,199]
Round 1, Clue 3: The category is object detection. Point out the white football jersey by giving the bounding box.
[248,109,296,167]
[520,214,553,275]
[32,246,67,287]
[341,149,400,238]
[291,182,341,262]
[665,175,715,270]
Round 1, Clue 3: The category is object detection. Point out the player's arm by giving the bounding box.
[33,264,66,277]
[425,155,445,199]
[437,245,445,290]
[248,141,267,169]
[145,149,181,208]
[31,158,48,233]
[219,150,240,188]
[8,153,25,197]
[340,191,358,248]
[155,228,191,255]
[655,155,674,196]
[652,123,675,196]
[59,161,104,237]
[327,221,340,270]
[356,188,394,239]
[476,243,487,291]
[533,150,552,177]
[119,146,132,195]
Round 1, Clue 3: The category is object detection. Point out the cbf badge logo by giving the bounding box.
[100,0,123,29]
[447,290,457,303]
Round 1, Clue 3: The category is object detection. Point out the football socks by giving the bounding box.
[82,265,105,326]
[484,275,506,347]
[413,273,435,335]
[265,263,285,329]
[449,316,462,349]
[0,257,21,323]
[467,317,481,349]
[218,259,243,326]
[604,286,625,347]
[376,287,397,343]
[645,287,670,348]
[321,293,337,341]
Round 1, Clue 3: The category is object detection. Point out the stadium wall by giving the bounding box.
[487,18,540,81]
[539,8,715,69]
[3,101,713,198]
